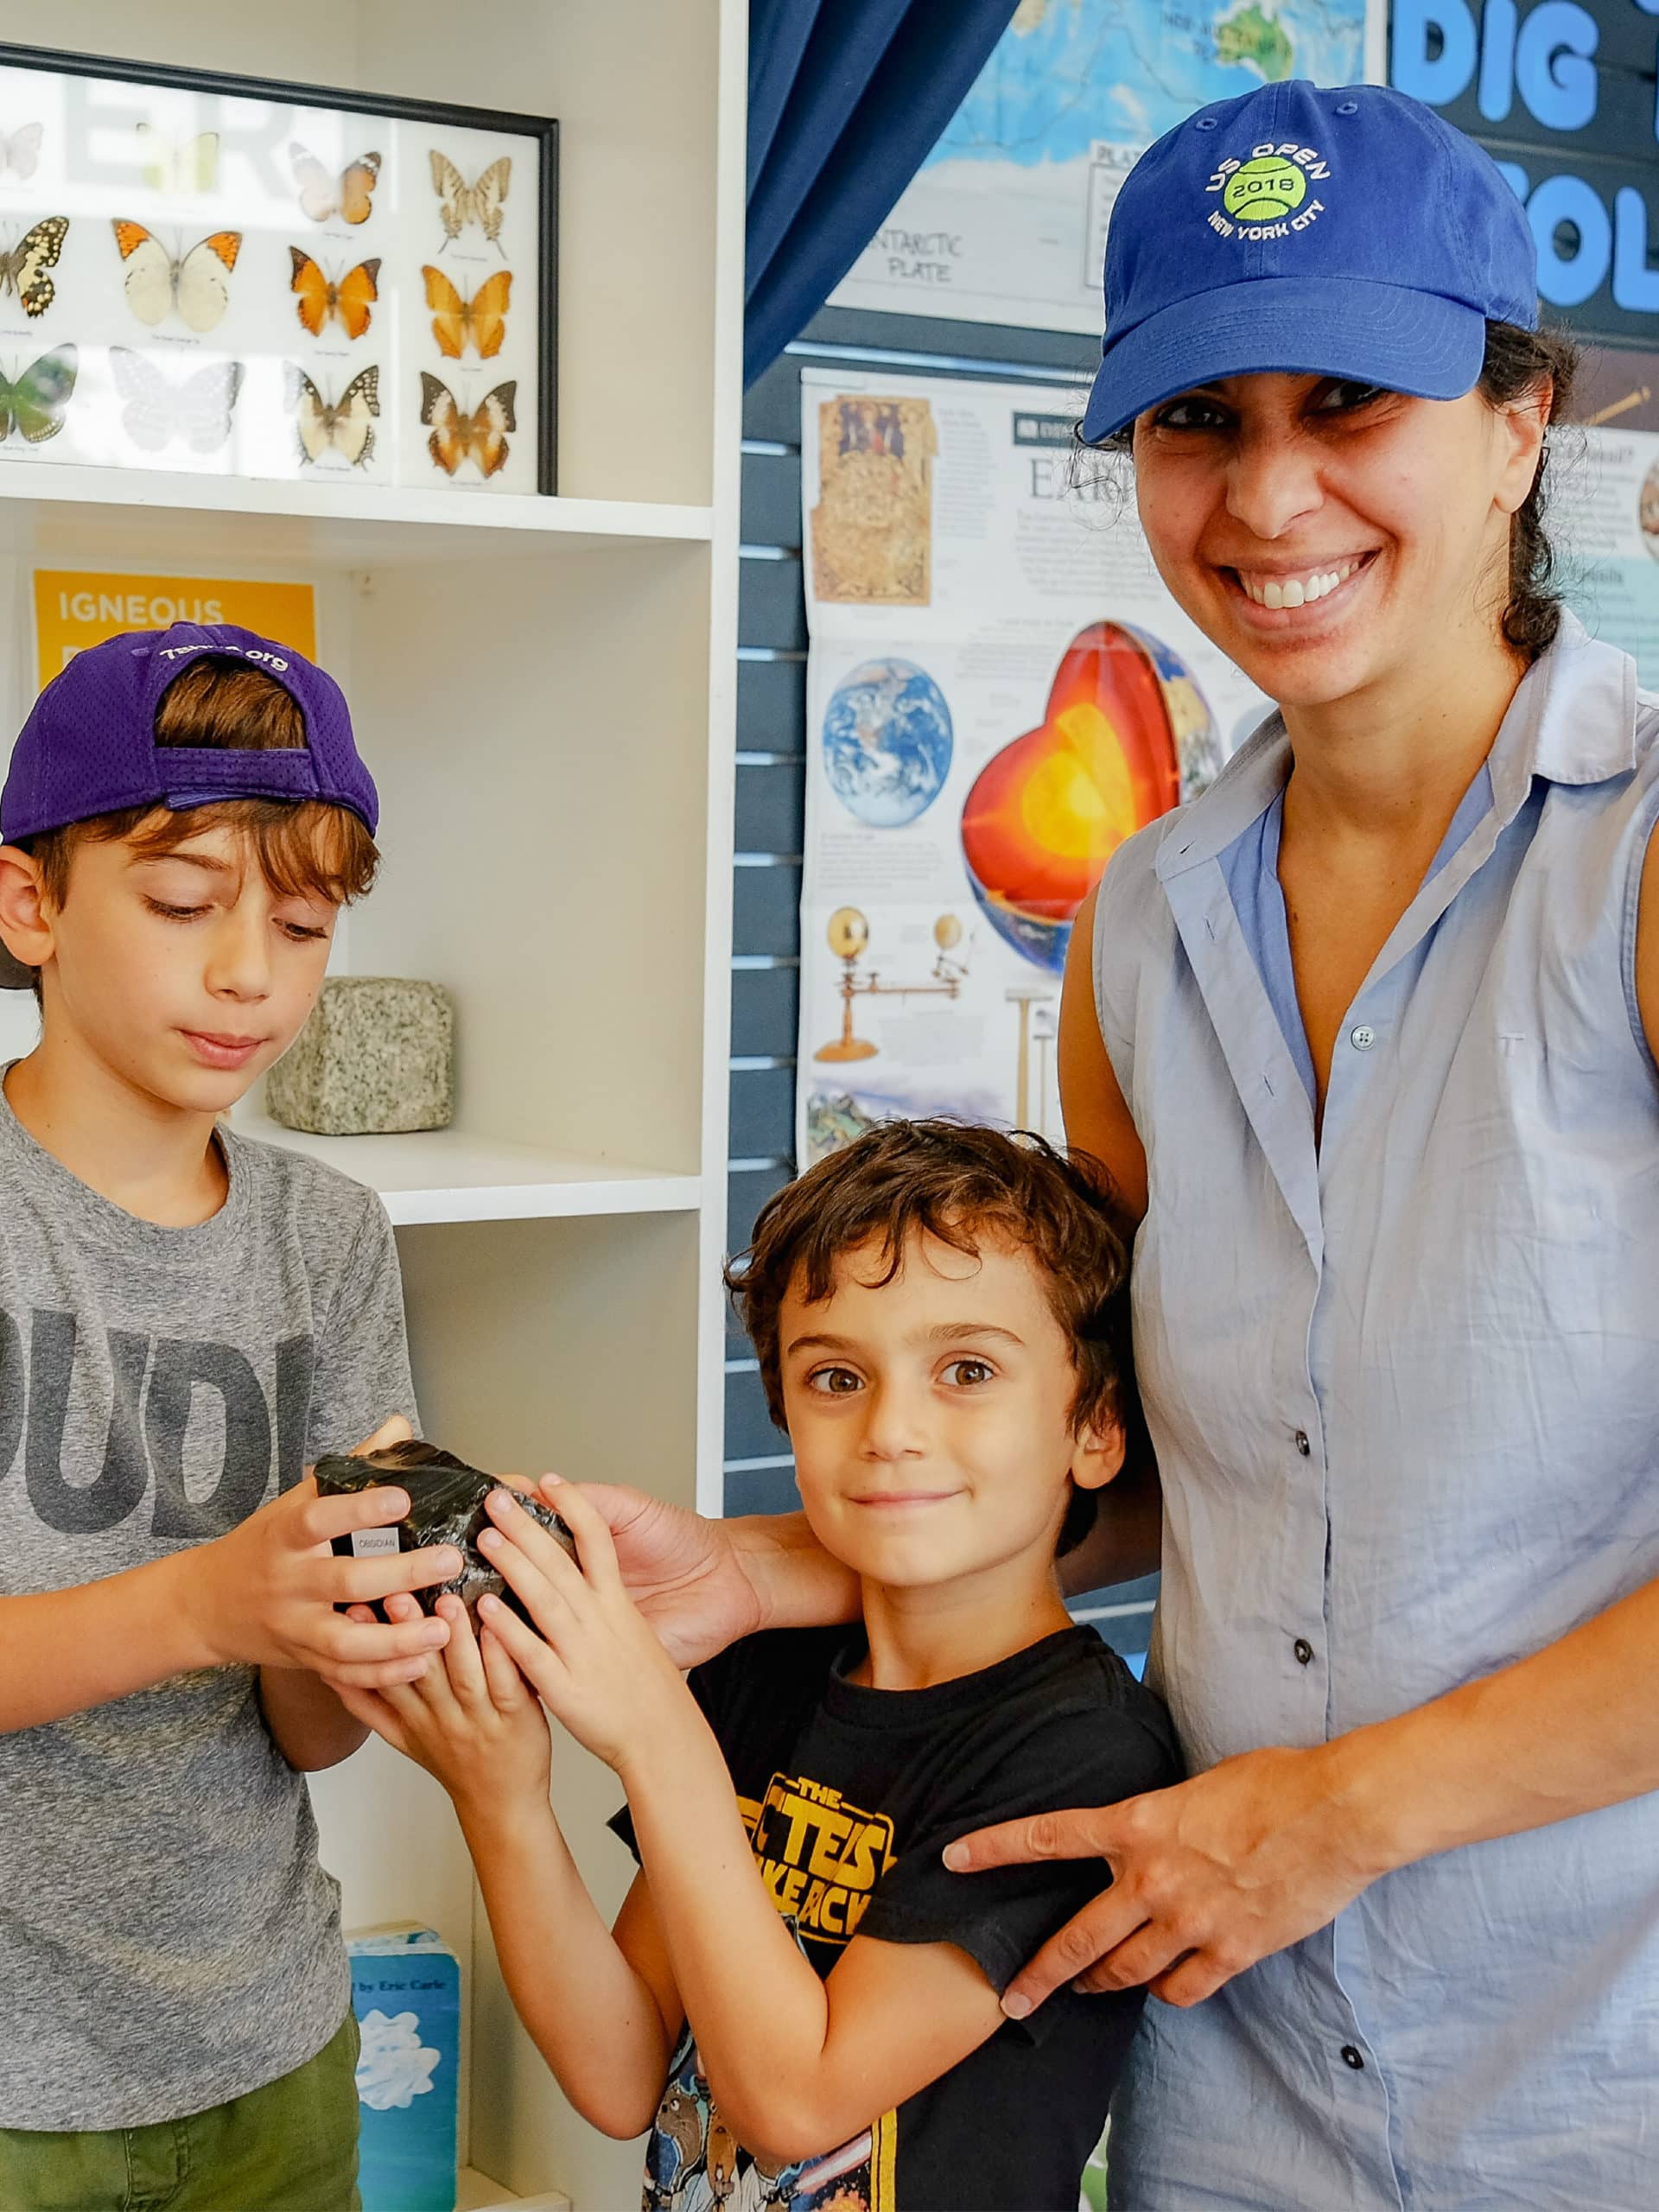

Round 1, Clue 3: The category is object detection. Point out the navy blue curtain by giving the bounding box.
[745,0,1020,388]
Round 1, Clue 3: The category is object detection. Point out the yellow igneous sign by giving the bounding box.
[33,572,318,684]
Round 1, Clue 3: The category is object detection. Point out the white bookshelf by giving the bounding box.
[232,1113,701,1227]
[0,461,715,569]
[10,5,745,2208]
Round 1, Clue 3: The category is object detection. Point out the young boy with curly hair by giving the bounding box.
[341,1117,1181,2212]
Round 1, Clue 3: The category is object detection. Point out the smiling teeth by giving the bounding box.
[1240,559,1361,609]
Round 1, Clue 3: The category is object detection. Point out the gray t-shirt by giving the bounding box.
[0,1082,417,2129]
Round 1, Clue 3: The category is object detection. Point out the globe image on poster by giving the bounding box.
[961,621,1216,974]
[822,658,953,827]
[1641,453,1659,562]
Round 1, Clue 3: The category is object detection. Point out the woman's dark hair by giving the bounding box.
[1478,318,1580,661]
[1086,317,1580,665]
[725,1117,1141,1558]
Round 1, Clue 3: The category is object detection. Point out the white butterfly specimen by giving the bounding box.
[136,125,219,194]
[0,124,43,181]
[111,221,240,332]
[111,347,243,453]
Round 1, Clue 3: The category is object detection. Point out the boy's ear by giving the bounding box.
[1070,1417,1125,1492]
[0,845,52,980]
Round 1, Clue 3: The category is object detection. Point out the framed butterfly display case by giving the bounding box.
[0,43,556,493]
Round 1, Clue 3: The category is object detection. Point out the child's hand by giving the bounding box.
[333,1591,553,1823]
[471,1479,693,1774]
[184,1419,462,1688]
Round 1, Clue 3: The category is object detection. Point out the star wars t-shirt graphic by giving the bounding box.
[612,1623,1184,2212]
[642,1771,899,2212]
[749,1771,896,1946]
[645,2006,892,2212]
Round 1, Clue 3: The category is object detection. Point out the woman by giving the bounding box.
[589,80,1659,2209]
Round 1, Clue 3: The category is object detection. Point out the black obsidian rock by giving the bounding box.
[315,1438,576,1628]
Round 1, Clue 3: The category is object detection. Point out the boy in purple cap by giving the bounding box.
[0,626,466,2212]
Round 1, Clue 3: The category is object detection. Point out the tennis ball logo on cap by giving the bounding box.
[1205,138,1331,244]
[1222,155,1306,222]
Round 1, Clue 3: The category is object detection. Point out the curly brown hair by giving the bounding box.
[724,1118,1138,1556]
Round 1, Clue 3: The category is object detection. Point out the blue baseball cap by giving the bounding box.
[1081,81,1539,442]
[0,624,377,987]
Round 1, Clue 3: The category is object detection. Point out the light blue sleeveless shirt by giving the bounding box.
[1092,616,1659,2210]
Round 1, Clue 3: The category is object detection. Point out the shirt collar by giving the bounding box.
[1155,613,1639,885]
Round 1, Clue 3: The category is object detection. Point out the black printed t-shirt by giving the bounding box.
[610,1622,1183,2212]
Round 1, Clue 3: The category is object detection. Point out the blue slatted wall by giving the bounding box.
[724,304,1160,1646]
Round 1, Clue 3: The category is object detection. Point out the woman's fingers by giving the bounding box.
[1070,1918,1184,1996]
[944,1802,1124,1872]
[1148,1950,1235,2010]
[998,1885,1149,2017]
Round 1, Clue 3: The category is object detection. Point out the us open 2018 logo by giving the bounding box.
[1205,139,1330,242]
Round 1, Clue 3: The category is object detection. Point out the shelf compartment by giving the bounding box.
[232,1112,700,1226]
[457,2165,570,2210]
[0,461,714,570]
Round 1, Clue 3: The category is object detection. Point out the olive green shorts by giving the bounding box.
[0,2010,361,2212]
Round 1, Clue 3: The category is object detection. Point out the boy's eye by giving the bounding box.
[806,1366,862,1395]
[941,1358,995,1388]
[280,920,331,943]
[144,898,210,923]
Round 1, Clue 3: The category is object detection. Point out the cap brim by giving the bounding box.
[1081,276,1489,442]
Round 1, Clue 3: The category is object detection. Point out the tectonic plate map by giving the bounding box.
[831,0,1376,332]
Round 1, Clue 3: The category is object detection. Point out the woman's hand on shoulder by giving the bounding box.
[942,1739,1389,2012]
[557,1479,767,1670]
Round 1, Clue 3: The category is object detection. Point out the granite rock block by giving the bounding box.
[267,976,453,1135]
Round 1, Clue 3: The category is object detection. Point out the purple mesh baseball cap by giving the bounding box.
[0,622,378,988]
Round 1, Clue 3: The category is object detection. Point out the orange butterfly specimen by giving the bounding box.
[290,143,381,226]
[290,250,380,340]
[420,372,516,478]
[421,265,511,359]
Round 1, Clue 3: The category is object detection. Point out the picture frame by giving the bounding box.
[0,41,558,494]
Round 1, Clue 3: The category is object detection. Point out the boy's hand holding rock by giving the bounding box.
[182,1420,462,1690]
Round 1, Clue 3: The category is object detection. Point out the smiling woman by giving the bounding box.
[944,73,1659,2212]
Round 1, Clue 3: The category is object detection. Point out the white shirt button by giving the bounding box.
[1350,1024,1376,1052]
